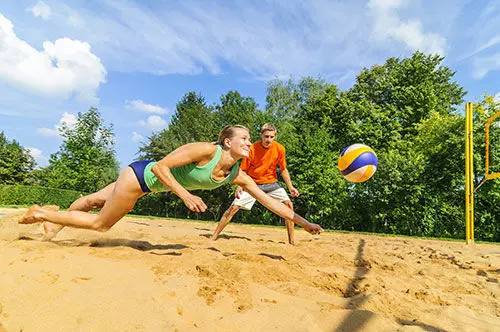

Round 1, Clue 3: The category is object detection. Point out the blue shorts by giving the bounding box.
[128,160,153,193]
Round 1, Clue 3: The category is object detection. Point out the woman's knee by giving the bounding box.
[90,218,114,232]
[86,196,106,210]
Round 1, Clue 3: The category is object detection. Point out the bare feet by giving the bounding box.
[42,222,64,240]
[18,205,45,224]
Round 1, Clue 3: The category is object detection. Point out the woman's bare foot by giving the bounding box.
[18,205,45,224]
[42,222,64,240]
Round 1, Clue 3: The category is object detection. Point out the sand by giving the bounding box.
[0,207,499,331]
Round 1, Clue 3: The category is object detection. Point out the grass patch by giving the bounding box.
[2,204,498,245]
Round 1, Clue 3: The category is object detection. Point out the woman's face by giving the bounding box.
[228,128,251,158]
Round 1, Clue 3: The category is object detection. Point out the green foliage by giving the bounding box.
[0,132,35,184]
[318,52,468,239]
[138,91,270,222]
[132,52,497,241]
[0,185,85,209]
[214,90,264,140]
[139,92,217,160]
[3,51,495,241]
[39,108,119,193]
[348,52,465,137]
[0,51,484,241]
[471,96,500,241]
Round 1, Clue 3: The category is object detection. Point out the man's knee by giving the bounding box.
[225,205,240,218]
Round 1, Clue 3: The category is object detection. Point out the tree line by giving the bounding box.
[1,52,498,241]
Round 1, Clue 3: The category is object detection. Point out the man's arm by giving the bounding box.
[280,168,299,197]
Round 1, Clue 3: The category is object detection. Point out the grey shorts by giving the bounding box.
[233,182,290,210]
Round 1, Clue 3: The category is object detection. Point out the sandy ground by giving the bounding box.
[0,207,499,332]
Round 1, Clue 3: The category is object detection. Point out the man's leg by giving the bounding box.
[267,186,295,245]
[211,204,241,240]
[283,200,296,245]
[211,190,256,240]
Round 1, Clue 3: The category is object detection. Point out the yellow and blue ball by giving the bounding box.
[338,144,378,183]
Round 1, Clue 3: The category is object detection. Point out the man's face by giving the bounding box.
[260,130,276,148]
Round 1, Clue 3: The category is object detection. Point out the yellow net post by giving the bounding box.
[485,111,500,181]
[465,103,474,244]
[465,103,500,244]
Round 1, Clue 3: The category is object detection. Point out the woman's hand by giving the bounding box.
[303,222,324,235]
[181,193,207,212]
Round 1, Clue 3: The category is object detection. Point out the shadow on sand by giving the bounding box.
[199,233,252,241]
[335,239,447,332]
[18,235,190,253]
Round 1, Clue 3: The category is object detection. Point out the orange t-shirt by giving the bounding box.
[241,141,287,184]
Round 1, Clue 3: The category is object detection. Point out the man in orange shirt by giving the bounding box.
[211,123,300,244]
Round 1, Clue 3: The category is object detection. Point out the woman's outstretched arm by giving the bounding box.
[232,170,323,235]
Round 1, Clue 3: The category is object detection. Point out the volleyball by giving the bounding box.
[338,144,378,183]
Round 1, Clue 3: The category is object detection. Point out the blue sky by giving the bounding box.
[1,0,499,169]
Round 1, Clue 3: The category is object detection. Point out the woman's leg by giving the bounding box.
[20,167,145,231]
[43,183,116,237]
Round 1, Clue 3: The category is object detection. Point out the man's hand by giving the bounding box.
[182,193,207,212]
[234,186,243,199]
[289,186,300,198]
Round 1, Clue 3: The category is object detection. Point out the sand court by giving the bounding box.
[1,207,499,331]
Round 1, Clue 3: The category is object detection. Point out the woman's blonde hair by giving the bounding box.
[217,125,249,147]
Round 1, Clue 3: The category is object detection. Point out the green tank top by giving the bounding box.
[143,145,240,192]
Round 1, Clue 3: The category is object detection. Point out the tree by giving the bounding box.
[130,53,496,241]
[348,52,466,138]
[139,92,216,160]
[328,52,467,237]
[470,96,500,241]
[214,90,263,140]
[0,132,35,184]
[42,108,119,192]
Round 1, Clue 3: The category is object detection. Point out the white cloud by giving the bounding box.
[139,115,166,130]
[27,1,52,20]
[369,0,405,11]
[459,35,500,61]
[132,131,145,142]
[43,1,375,79]
[495,93,500,103]
[367,0,446,55]
[27,147,49,167]
[36,127,59,137]
[472,53,500,79]
[125,100,168,115]
[37,112,77,137]
[0,14,106,103]
[15,1,461,80]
